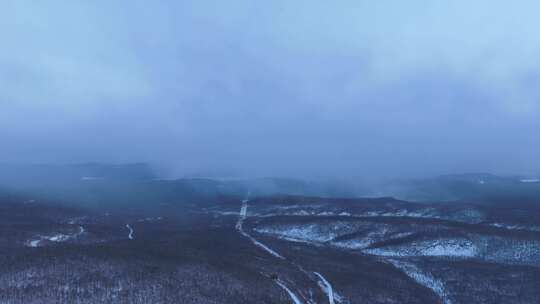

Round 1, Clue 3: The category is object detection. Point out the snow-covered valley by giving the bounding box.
[2,184,540,303]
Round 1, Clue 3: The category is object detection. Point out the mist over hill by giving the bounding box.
[1,163,539,209]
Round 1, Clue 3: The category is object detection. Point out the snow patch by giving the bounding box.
[28,239,41,247]
[47,234,70,242]
[136,217,163,222]
[255,223,347,243]
[25,225,86,248]
[333,231,414,250]
[332,238,373,250]
[365,239,477,258]
[81,176,102,181]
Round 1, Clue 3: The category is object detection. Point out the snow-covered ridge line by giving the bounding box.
[253,207,484,224]
[137,217,163,222]
[364,238,477,258]
[275,280,303,304]
[521,178,540,183]
[489,223,540,232]
[126,224,134,240]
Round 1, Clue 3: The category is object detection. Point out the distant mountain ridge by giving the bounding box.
[0,163,155,183]
[0,163,539,209]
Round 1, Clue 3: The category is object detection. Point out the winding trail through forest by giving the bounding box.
[235,195,345,304]
[126,224,134,240]
[314,272,335,304]
[236,197,302,303]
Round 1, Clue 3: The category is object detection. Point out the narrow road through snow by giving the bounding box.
[314,272,336,304]
[236,199,284,259]
[126,224,134,240]
[236,197,304,303]
[236,196,344,304]
[275,280,303,304]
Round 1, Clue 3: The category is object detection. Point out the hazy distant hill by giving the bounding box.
[0,163,155,184]
[378,173,540,203]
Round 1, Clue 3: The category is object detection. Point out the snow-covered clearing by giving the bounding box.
[26,224,86,248]
[364,239,477,258]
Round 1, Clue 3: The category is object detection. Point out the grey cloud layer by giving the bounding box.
[1,0,539,177]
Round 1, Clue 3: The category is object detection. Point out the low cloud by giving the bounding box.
[1,0,539,178]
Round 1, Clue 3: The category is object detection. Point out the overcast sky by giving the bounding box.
[1,1,539,178]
